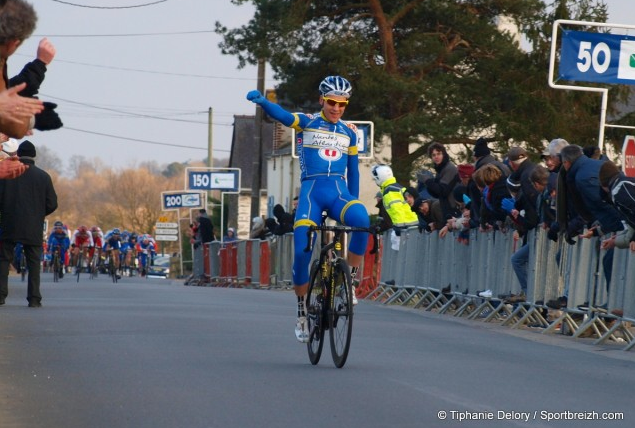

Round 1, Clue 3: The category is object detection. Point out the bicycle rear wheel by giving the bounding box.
[89,253,98,279]
[20,253,27,282]
[306,260,325,365]
[109,254,118,283]
[329,258,353,368]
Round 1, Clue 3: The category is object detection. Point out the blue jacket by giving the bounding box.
[567,156,623,234]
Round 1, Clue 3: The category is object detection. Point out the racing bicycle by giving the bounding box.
[304,217,379,368]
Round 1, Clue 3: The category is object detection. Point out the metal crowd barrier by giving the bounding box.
[186,226,635,351]
[368,227,635,351]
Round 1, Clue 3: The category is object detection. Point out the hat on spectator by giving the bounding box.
[404,186,419,200]
[413,197,428,210]
[375,191,382,199]
[473,137,491,157]
[506,175,521,192]
[457,164,475,179]
[507,146,527,162]
[17,140,36,158]
[2,138,18,155]
[542,138,569,157]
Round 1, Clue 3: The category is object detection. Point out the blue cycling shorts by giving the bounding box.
[292,177,369,285]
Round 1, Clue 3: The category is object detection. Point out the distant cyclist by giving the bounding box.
[47,220,70,278]
[136,234,156,277]
[247,75,369,343]
[90,226,104,270]
[104,228,122,279]
[71,225,93,273]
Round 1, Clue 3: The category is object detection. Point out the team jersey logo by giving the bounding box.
[319,147,342,161]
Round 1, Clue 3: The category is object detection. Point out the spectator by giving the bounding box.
[0,0,38,138]
[403,186,419,208]
[413,198,445,232]
[0,85,43,135]
[8,37,62,132]
[472,164,511,230]
[557,145,624,301]
[531,165,557,237]
[0,140,57,307]
[224,227,238,243]
[196,209,215,243]
[439,184,472,243]
[457,163,479,230]
[0,136,18,159]
[423,142,460,219]
[583,145,602,160]
[599,160,635,252]
[291,196,298,220]
[542,138,569,174]
[470,138,510,227]
[250,217,271,240]
[504,152,540,303]
[374,191,393,233]
[272,204,293,235]
[473,137,511,176]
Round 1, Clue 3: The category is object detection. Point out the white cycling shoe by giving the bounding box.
[352,285,358,306]
[295,316,309,343]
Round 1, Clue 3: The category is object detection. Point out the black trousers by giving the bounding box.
[0,240,42,304]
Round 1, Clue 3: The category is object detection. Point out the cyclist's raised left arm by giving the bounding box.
[246,90,306,129]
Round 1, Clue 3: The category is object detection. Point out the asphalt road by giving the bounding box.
[1,272,634,428]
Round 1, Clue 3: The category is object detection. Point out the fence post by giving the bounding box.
[259,240,271,288]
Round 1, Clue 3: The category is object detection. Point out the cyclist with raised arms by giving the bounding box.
[247,75,369,343]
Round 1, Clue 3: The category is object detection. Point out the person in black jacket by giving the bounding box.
[0,140,57,307]
[196,209,215,244]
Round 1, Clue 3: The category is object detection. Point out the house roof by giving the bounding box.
[229,115,274,190]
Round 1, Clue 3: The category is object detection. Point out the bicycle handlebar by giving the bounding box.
[303,224,381,254]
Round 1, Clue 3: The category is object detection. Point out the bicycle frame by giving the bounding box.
[305,218,379,368]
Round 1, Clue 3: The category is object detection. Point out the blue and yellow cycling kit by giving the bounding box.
[248,92,369,285]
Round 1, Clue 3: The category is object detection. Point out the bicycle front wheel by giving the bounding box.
[20,256,27,282]
[306,260,325,365]
[76,252,83,283]
[329,258,353,368]
[53,254,60,283]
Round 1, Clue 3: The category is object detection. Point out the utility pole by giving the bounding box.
[250,58,266,221]
[208,107,213,168]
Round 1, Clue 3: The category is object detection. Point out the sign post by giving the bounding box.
[622,135,635,177]
[159,191,206,277]
[549,20,635,150]
[185,167,241,243]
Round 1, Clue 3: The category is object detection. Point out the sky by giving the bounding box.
[12,0,276,173]
[8,0,635,174]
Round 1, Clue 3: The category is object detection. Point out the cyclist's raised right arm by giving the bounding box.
[246,90,302,129]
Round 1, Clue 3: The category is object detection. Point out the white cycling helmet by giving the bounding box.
[371,164,393,186]
[319,76,352,98]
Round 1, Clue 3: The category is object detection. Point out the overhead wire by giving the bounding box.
[22,24,258,156]
[51,0,169,9]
